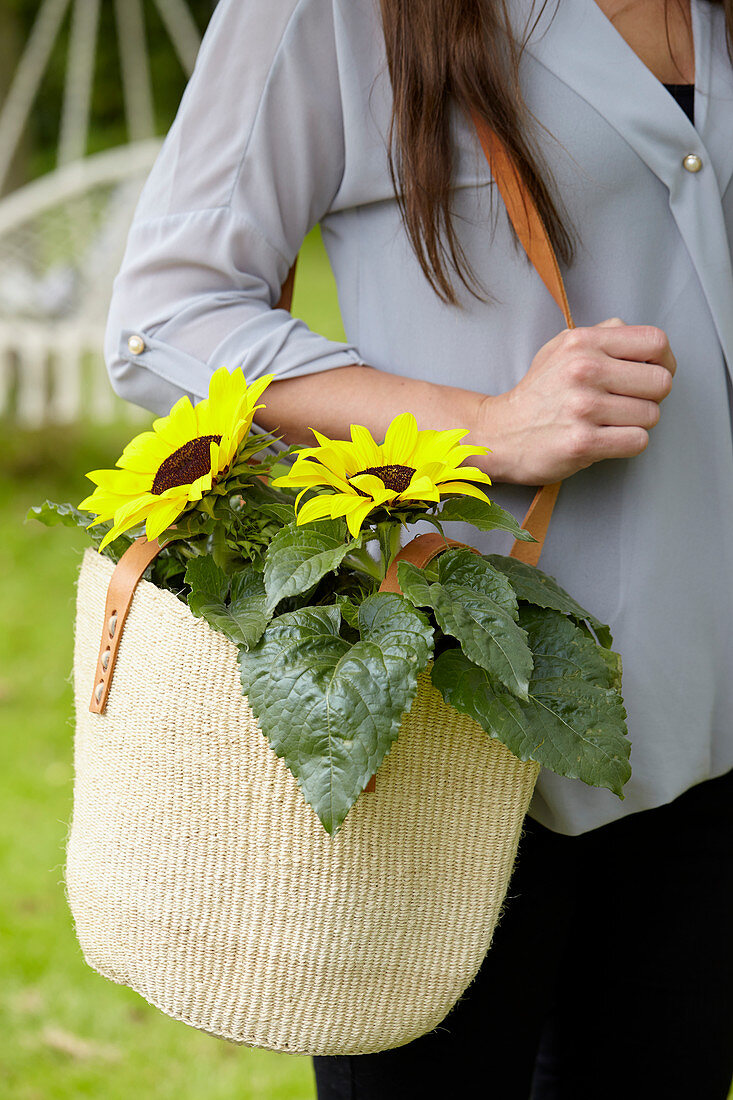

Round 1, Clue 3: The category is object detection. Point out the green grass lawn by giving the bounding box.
[0,228,342,1100]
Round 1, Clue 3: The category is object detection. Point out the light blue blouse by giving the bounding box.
[105,0,733,835]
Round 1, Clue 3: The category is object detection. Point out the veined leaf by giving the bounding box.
[519,605,617,688]
[28,500,135,560]
[437,550,519,618]
[334,595,361,632]
[432,606,629,796]
[186,556,268,650]
[438,497,535,540]
[28,500,95,530]
[397,550,532,700]
[264,519,357,612]
[255,502,297,526]
[485,554,613,647]
[239,594,434,834]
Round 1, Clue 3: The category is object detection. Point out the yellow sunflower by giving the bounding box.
[79,367,273,548]
[273,412,492,537]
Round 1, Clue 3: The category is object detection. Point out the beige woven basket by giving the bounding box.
[68,546,538,1056]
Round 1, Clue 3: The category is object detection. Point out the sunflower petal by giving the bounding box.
[441,443,491,465]
[245,373,274,408]
[274,465,352,492]
[97,496,158,549]
[85,468,152,494]
[350,424,381,470]
[436,466,493,486]
[347,473,394,505]
[382,412,419,464]
[145,498,188,542]
[153,394,198,447]
[400,474,441,503]
[296,494,355,526]
[411,427,468,467]
[78,491,131,520]
[345,498,378,538]
[115,431,172,473]
[309,428,336,450]
[436,481,492,501]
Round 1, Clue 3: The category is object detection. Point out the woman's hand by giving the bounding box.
[480,318,676,484]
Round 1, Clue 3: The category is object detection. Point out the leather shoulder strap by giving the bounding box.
[470,112,573,330]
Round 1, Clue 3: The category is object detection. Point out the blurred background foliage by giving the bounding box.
[0,2,340,1096]
[0,0,218,191]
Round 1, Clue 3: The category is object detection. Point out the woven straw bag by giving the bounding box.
[66,116,575,1055]
[69,534,540,1055]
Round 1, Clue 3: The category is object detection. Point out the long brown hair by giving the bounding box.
[379,0,732,305]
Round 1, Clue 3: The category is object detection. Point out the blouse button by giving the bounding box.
[682,153,703,173]
[127,334,146,355]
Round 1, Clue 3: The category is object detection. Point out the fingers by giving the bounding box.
[596,359,674,402]
[590,394,661,429]
[591,427,650,460]
[591,323,677,376]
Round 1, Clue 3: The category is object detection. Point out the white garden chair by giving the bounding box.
[0,0,203,426]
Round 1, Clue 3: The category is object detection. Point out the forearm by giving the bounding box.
[255,364,501,473]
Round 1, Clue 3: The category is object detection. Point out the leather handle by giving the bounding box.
[88,535,163,713]
[378,533,475,594]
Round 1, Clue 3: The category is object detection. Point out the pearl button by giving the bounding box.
[682,153,703,173]
[127,334,145,355]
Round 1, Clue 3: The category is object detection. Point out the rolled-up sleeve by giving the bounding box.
[105,0,364,416]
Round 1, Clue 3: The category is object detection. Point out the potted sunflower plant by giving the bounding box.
[33,366,630,832]
[32,367,630,1057]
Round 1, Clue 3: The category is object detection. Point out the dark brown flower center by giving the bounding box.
[152,435,222,495]
[351,464,416,495]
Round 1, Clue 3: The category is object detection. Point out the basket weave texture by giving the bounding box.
[68,548,539,1055]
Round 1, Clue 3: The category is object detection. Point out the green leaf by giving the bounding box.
[186,555,229,607]
[186,556,269,649]
[239,595,434,834]
[438,497,535,541]
[27,500,92,530]
[485,554,613,647]
[334,595,361,632]
[255,502,297,526]
[27,500,135,560]
[519,605,616,688]
[398,551,533,700]
[263,519,357,612]
[438,549,519,618]
[432,606,629,797]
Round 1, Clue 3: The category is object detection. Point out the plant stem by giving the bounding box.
[343,547,383,584]
[376,520,404,577]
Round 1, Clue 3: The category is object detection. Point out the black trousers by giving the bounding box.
[313,769,733,1100]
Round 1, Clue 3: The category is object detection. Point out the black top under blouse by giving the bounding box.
[663,82,695,125]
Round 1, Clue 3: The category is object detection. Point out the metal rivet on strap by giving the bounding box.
[94,682,105,704]
[101,648,111,670]
[108,613,118,638]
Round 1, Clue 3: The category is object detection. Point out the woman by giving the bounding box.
[105,0,733,1095]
